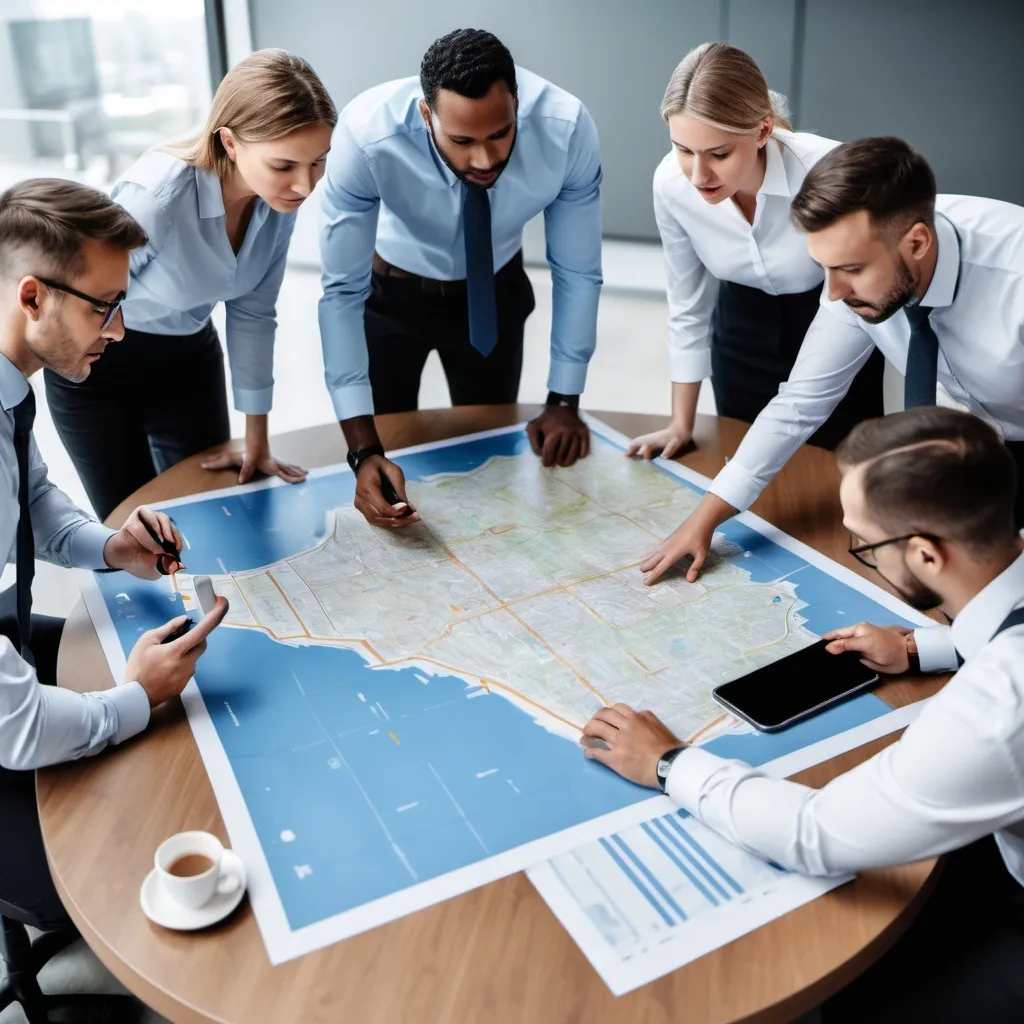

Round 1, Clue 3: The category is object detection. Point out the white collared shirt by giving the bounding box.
[0,357,149,771]
[666,550,1024,885]
[711,195,1024,511]
[652,129,838,383]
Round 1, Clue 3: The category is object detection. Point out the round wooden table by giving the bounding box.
[39,407,943,1024]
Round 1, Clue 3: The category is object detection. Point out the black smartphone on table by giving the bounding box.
[711,640,879,732]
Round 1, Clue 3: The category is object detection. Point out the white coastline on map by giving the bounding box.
[175,444,819,747]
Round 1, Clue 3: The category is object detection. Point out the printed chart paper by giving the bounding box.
[528,808,851,995]
[78,416,931,963]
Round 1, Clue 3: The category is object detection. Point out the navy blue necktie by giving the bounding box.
[904,303,939,409]
[13,387,36,660]
[462,183,498,357]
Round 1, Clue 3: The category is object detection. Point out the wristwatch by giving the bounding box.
[656,745,688,792]
[545,390,580,410]
[347,443,385,476]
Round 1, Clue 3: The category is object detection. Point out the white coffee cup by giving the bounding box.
[154,831,241,910]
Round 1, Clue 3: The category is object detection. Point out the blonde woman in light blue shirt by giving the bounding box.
[44,49,336,519]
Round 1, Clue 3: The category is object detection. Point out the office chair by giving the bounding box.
[0,898,140,1023]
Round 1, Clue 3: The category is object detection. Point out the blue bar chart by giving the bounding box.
[529,809,850,995]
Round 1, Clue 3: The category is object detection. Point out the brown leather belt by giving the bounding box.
[371,252,467,297]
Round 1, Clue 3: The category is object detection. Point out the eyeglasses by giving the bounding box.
[37,277,125,331]
[848,531,941,569]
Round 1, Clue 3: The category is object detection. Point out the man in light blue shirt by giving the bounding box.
[0,179,226,934]
[319,29,604,528]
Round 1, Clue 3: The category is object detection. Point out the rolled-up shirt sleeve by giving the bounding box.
[542,106,603,396]
[653,177,719,384]
[710,304,877,511]
[0,636,150,771]
[318,121,382,421]
[666,648,1024,876]
[224,215,296,415]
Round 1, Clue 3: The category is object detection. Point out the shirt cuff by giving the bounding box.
[914,625,960,673]
[70,521,117,569]
[330,383,375,421]
[233,385,274,416]
[708,460,762,513]
[547,359,588,396]
[664,745,738,811]
[105,681,151,744]
[668,343,712,384]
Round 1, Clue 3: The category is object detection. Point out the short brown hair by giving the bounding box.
[837,408,1017,555]
[0,178,147,283]
[790,137,936,238]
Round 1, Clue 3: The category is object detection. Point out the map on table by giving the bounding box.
[80,417,929,964]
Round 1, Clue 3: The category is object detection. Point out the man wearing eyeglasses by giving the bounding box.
[579,406,1024,1022]
[0,179,228,975]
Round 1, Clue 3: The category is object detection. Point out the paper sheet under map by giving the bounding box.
[79,417,929,963]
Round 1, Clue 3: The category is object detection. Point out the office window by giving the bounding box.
[0,0,211,189]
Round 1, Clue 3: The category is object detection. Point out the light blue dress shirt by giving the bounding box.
[0,356,149,770]
[319,66,604,420]
[111,152,297,415]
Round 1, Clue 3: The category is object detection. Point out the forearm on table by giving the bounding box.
[340,415,382,453]
[670,381,701,433]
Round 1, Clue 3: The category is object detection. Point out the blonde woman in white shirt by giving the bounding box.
[628,43,883,460]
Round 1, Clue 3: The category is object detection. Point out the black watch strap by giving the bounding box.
[546,390,580,410]
[656,745,687,792]
[347,443,385,475]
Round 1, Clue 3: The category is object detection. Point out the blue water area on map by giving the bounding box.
[94,427,913,933]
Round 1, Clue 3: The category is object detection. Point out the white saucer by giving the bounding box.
[140,849,247,931]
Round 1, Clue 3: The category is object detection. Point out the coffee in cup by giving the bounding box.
[155,831,241,910]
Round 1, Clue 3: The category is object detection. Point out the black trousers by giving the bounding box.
[0,613,72,930]
[44,322,230,521]
[824,837,1024,1023]
[365,251,536,414]
[711,280,886,451]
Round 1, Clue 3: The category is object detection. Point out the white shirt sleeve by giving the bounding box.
[915,625,961,673]
[710,304,877,511]
[653,177,719,384]
[666,639,1024,876]
[0,635,150,771]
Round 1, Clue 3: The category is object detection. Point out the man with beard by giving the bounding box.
[0,179,228,1004]
[318,28,603,528]
[640,137,1024,598]
[581,407,1024,1023]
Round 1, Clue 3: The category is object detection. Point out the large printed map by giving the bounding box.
[81,418,926,963]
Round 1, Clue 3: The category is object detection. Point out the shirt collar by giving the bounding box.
[195,166,226,218]
[919,212,959,310]
[760,135,791,197]
[423,124,460,189]
[0,352,29,413]
[951,549,1024,661]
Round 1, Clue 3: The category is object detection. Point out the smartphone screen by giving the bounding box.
[712,640,879,732]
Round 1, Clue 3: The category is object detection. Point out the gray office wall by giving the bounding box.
[249,0,1024,242]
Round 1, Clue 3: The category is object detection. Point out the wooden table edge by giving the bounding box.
[39,408,946,1024]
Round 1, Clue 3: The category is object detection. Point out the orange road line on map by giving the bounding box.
[687,714,727,745]
[265,571,311,639]
[552,477,663,540]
